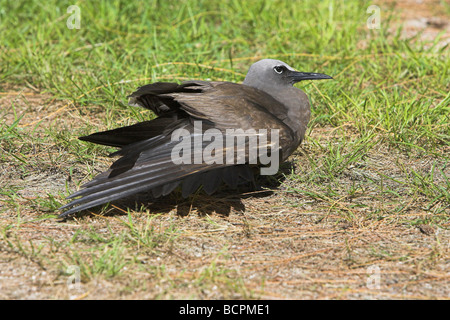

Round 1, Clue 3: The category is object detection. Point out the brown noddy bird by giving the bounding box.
[59,59,332,217]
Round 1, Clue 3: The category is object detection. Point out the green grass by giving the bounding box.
[0,0,449,299]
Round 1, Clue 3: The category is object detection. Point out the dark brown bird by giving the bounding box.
[59,59,332,217]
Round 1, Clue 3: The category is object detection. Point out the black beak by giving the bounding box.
[289,71,333,83]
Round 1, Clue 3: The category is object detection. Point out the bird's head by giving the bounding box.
[243,59,332,89]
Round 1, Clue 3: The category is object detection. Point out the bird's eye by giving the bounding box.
[273,66,284,74]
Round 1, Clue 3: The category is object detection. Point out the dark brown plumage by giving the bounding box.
[59,59,332,217]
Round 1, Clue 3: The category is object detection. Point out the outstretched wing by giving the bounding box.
[59,81,295,217]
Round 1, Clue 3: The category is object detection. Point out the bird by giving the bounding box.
[59,59,332,217]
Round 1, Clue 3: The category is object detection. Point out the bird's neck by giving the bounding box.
[265,86,311,144]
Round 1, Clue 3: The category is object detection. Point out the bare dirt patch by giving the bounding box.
[384,0,450,47]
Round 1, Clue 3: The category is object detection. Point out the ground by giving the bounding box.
[0,0,449,300]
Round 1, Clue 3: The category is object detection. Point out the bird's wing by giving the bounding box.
[127,81,210,115]
[78,111,187,148]
[59,81,295,217]
[130,81,296,147]
[60,119,253,217]
[163,82,292,130]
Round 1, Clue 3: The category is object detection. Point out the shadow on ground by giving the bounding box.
[60,162,295,220]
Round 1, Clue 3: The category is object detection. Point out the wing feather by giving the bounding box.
[60,81,295,217]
